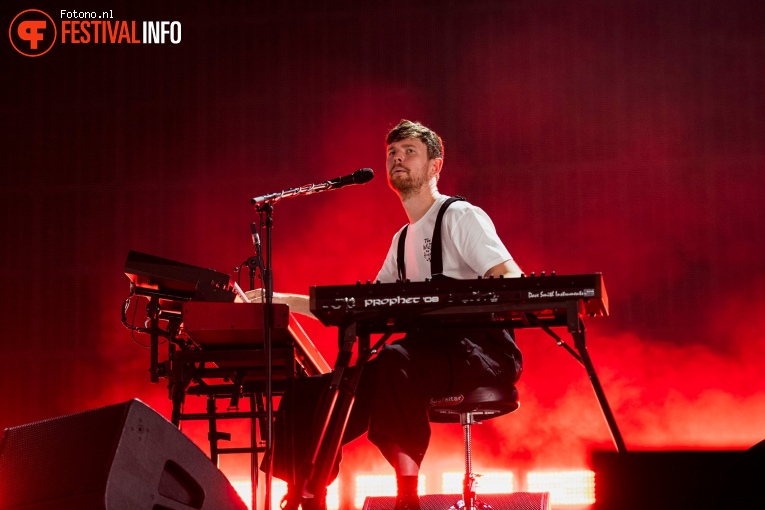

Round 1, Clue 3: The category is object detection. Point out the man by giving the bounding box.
[272,120,523,510]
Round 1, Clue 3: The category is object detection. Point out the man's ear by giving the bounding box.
[430,157,443,180]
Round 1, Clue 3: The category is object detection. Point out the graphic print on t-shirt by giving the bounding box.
[423,237,432,262]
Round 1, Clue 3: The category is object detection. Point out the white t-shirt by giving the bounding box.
[376,194,513,283]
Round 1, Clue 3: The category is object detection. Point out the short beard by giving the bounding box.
[390,171,428,200]
[395,184,424,200]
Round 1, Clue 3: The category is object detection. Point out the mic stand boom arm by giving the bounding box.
[252,182,335,205]
[251,168,374,206]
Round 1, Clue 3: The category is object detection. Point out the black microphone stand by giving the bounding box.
[252,203,275,510]
[242,221,267,510]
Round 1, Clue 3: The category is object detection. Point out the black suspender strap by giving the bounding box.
[396,196,466,281]
[396,224,409,282]
[430,196,465,278]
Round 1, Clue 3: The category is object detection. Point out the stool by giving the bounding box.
[428,385,520,510]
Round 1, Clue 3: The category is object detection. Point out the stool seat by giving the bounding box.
[428,385,520,423]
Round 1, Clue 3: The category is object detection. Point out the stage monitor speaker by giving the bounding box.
[362,493,550,510]
[0,399,247,510]
[592,449,765,510]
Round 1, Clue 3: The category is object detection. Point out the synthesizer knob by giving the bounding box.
[356,280,361,285]
[530,272,536,277]
[366,280,371,285]
[551,271,556,276]
[541,271,546,276]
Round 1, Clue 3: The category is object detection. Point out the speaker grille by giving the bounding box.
[0,401,128,508]
[363,493,550,510]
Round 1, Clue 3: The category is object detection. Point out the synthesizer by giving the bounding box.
[181,301,330,376]
[124,250,234,302]
[309,273,607,330]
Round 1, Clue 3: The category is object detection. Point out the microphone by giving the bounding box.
[327,168,374,190]
[250,222,261,255]
[251,168,374,206]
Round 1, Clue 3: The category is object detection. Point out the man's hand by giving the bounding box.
[484,259,524,278]
[236,288,313,317]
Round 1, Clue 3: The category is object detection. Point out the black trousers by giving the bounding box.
[272,328,523,486]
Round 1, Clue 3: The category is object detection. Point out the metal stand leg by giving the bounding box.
[285,325,392,510]
[170,383,184,427]
[169,352,188,427]
[462,414,476,510]
[571,325,627,453]
[565,301,627,452]
[250,394,259,510]
[450,413,493,510]
[206,396,232,466]
[282,323,359,510]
